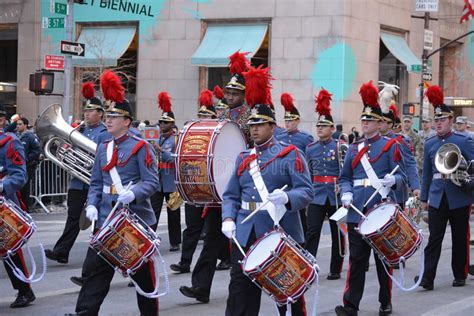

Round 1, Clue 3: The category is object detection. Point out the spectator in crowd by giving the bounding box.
[455,116,474,139]
[418,116,436,140]
[331,123,343,139]
[349,126,360,144]
[16,117,42,209]
[402,115,423,171]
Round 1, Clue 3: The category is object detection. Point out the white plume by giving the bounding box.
[378,81,399,114]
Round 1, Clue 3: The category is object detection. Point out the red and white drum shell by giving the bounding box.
[90,209,158,276]
[0,198,36,258]
[174,119,247,205]
[358,202,423,265]
[241,229,318,305]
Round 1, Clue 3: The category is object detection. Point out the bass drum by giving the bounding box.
[175,119,247,205]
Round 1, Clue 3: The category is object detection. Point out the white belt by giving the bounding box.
[433,173,450,180]
[353,178,384,187]
[241,201,264,212]
[103,184,135,194]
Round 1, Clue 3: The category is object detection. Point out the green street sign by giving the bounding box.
[54,2,68,15]
[411,64,422,73]
[42,17,65,29]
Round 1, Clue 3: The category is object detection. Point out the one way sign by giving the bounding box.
[60,40,85,57]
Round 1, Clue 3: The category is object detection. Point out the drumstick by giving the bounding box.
[349,203,367,220]
[363,165,400,208]
[241,184,289,224]
[102,182,134,225]
[232,236,246,256]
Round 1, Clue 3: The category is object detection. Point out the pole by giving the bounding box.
[63,0,74,121]
[418,12,430,130]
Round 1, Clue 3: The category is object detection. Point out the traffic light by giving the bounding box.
[29,71,54,95]
[403,103,415,116]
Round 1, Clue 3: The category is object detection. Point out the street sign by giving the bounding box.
[60,40,85,57]
[415,0,438,12]
[422,72,433,81]
[44,54,65,71]
[411,64,422,73]
[424,29,434,50]
[54,2,68,15]
[42,17,65,29]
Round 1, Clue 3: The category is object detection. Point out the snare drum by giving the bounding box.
[175,119,247,204]
[241,229,318,305]
[358,202,422,265]
[0,197,36,258]
[90,209,159,276]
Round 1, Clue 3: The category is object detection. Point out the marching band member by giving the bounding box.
[220,51,252,145]
[69,71,160,316]
[415,86,473,290]
[213,85,229,118]
[221,65,314,316]
[0,105,35,308]
[276,92,314,152]
[305,88,344,280]
[151,92,181,251]
[45,82,107,265]
[335,81,406,316]
[179,90,231,303]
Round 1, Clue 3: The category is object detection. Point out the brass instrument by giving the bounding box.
[35,104,97,185]
[337,133,349,169]
[434,143,472,186]
[167,191,184,211]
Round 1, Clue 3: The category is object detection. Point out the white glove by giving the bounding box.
[221,220,236,239]
[267,189,289,205]
[117,190,135,204]
[341,192,353,207]
[85,205,98,221]
[380,174,396,188]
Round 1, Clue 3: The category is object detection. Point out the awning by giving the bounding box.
[191,24,268,67]
[380,32,421,73]
[73,27,136,67]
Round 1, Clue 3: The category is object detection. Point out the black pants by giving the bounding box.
[4,249,31,293]
[151,191,181,246]
[19,165,36,210]
[180,204,204,264]
[226,231,307,316]
[299,208,308,237]
[191,207,228,294]
[422,194,471,282]
[343,223,392,310]
[306,201,344,274]
[75,250,159,315]
[53,189,88,258]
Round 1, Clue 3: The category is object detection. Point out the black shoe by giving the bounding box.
[10,289,35,308]
[327,273,341,280]
[128,280,134,287]
[469,265,474,276]
[335,305,358,316]
[179,286,210,303]
[170,244,180,252]
[470,240,474,246]
[64,312,88,316]
[170,261,191,273]
[44,249,68,264]
[452,279,466,287]
[379,302,392,315]
[414,275,433,290]
[70,276,86,287]
[216,260,231,271]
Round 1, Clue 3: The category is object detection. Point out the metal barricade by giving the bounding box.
[30,158,71,213]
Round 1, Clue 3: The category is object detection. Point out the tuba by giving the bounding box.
[434,143,471,186]
[35,104,97,185]
[337,133,349,168]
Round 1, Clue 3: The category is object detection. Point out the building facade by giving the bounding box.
[1,0,472,132]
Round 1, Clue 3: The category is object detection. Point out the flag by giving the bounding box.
[460,0,474,24]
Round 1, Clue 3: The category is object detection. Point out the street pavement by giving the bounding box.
[1,207,473,316]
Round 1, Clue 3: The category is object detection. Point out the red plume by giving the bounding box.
[100,70,124,103]
[213,85,224,100]
[389,103,398,120]
[359,80,379,108]
[242,65,272,107]
[158,92,172,113]
[82,82,95,99]
[425,85,444,106]
[315,88,332,117]
[266,87,274,109]
[199,90,213,107]
[228,51,250,75]
[280,93,295,112]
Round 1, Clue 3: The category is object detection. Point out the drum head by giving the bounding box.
[212,122,247,199]
[359,203,397,235]
[243,231,281,271]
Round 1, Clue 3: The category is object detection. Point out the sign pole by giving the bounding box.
[63,0,74,121]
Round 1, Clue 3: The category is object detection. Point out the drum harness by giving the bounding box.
[354,142,425,291]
